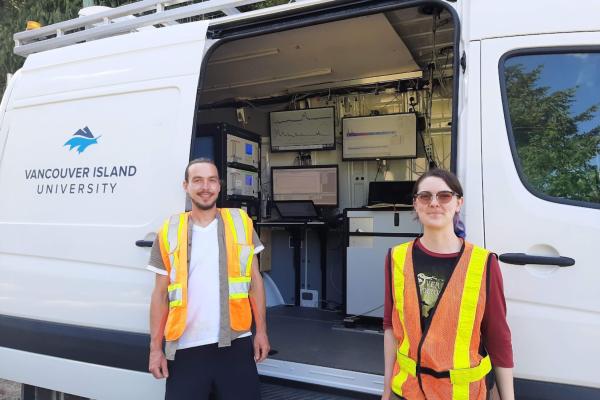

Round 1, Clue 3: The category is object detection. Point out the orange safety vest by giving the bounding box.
[158,208,255,342]
[390,240,492,400]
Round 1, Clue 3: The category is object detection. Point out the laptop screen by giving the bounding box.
[273,200,319,219]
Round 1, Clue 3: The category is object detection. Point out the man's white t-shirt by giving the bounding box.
[177,219,262,350]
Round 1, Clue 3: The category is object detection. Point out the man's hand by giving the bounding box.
[149,273,169,379]
[253,331,270,363]
[149,348,169,379]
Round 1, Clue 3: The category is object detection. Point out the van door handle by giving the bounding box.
[135,240,153,248]
[499,253,575,267]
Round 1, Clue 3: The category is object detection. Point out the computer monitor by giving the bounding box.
[342,113,417,160]
[271,165,338,207]
[270,107,336,152]
[368,181,416,206]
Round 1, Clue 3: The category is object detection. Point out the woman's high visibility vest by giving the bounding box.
[158,209,255,342]
[390,240,492,400]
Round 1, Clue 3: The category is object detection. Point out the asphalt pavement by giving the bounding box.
[0,379,375,400]
[0,379,19,400]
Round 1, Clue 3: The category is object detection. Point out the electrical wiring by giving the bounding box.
[345,304,385,321]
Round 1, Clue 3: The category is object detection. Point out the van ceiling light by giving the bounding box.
[203,68,333,92]
[287,70,423,93]
[208,48,280,65]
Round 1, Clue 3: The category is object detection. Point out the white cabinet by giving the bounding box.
[345,209,421,317]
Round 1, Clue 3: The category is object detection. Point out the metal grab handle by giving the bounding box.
[135,240,153,248]
[499,253,575,267]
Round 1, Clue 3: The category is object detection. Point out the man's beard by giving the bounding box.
[191,197,217,211]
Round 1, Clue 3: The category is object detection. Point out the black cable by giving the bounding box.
[374,160,383,181]
[345,304,385,321]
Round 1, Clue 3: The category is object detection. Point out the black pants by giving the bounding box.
[165,336,261,400]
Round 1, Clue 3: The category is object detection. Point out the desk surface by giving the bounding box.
[257,220,326,226]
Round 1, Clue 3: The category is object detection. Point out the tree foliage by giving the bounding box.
[239,0,289,12]
[505,63,600,203]
[1,0,86,90]
[1,0,139,89]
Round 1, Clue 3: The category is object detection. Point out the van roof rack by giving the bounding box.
[13,0,330,57]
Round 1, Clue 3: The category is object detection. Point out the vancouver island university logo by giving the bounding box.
[25,126,137,196]
[64,126,101,153]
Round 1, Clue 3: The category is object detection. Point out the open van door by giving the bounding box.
[481,33,600,397]
[0,21,209,399]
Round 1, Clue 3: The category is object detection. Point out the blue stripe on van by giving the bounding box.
[1,314,599,400]
[515,378,600,400]
[0,314,148,372]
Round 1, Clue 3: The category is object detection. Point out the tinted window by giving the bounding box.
[503,53,600,206]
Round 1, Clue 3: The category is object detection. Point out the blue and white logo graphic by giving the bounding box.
[64,126,101,154]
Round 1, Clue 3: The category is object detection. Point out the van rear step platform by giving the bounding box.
[260,377,379,400]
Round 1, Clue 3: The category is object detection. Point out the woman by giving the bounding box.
[382,169,514,400]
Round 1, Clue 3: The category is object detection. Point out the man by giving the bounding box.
[147,158,269,400]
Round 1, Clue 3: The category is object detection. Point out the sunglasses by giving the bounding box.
[414,190,461,204]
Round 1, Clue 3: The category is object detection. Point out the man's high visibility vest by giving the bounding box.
[390,240,492,400]
[158,208,255,341]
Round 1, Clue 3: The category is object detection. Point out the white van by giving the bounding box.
[0,0,598,399]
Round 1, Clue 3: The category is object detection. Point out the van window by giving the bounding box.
[502,52,600,207]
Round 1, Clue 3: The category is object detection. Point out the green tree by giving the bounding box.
[505,63,600,203]
[239,0,289,11]
[1,0,86,90]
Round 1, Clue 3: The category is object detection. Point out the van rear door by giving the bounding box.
[0,21,209,399]
[481,32,600,396]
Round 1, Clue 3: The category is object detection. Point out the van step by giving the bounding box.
[260,380,378,400]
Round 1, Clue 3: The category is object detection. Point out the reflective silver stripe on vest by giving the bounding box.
[168,285,182,303]
[228,209,253,276]
[167,215,180,283]
[229,209,248,244]
[238,244,253,277]
[229,280,251,296]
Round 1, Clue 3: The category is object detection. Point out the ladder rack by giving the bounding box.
[13,0,330,57]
